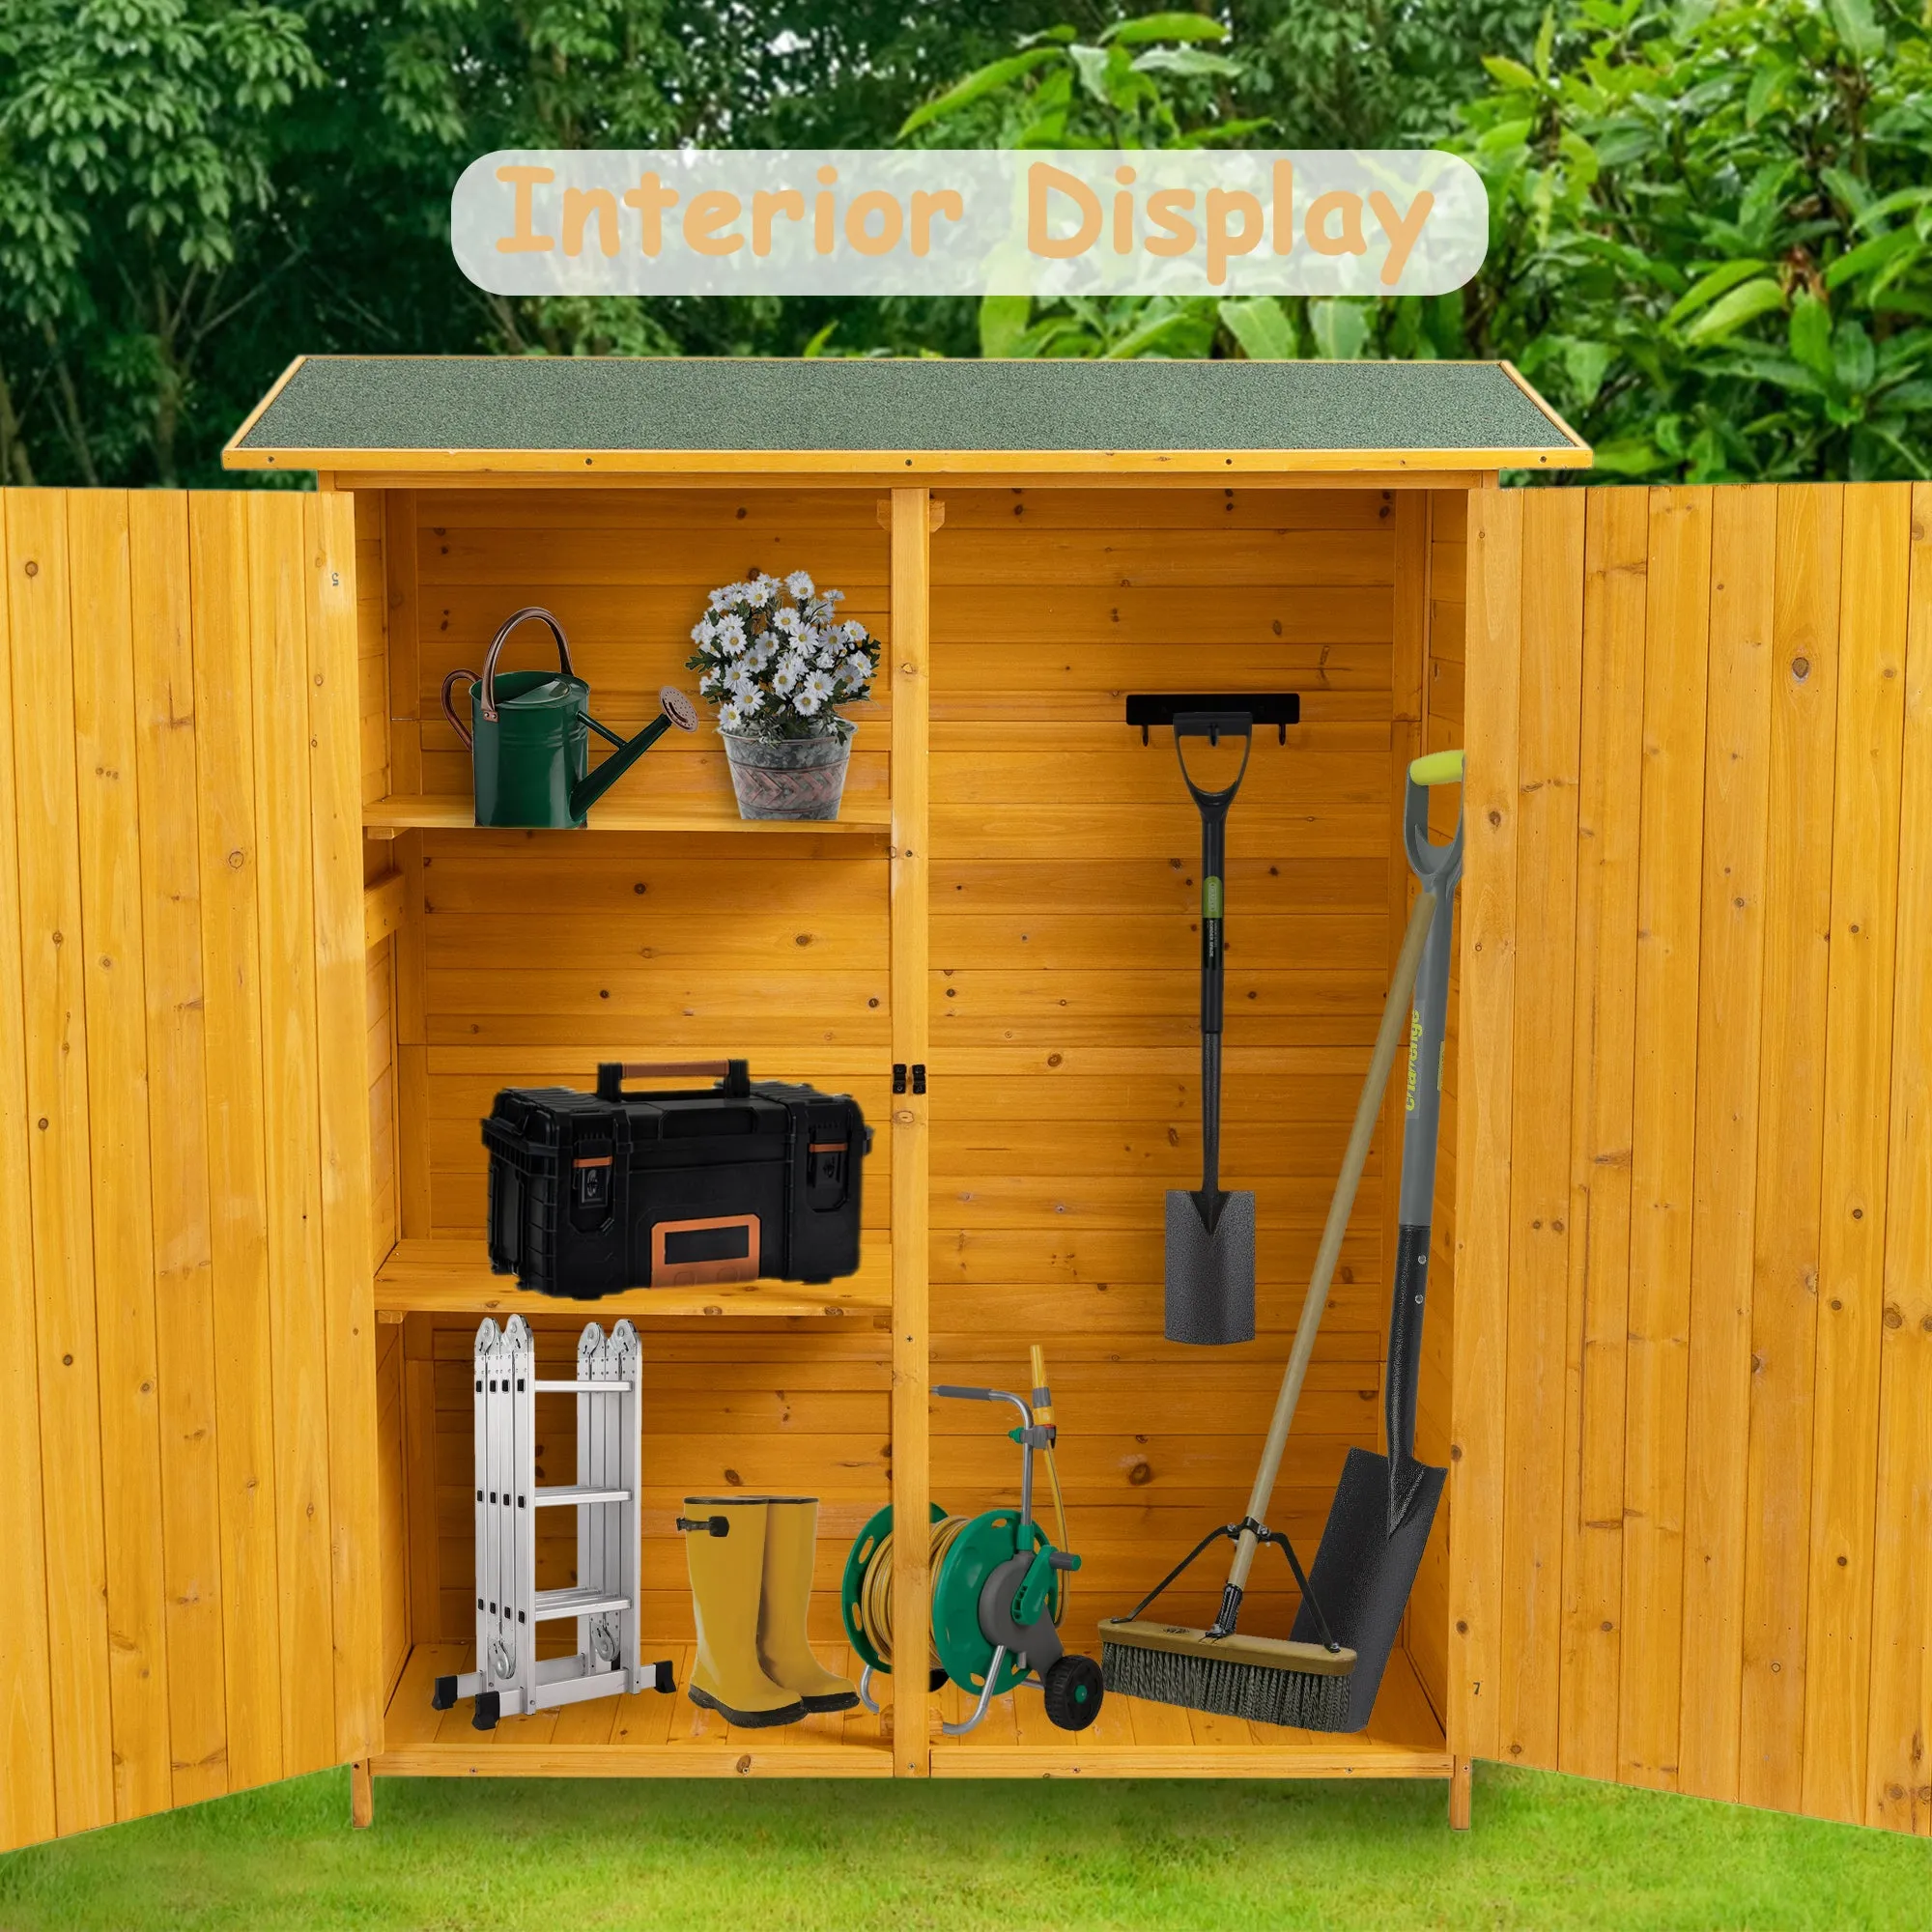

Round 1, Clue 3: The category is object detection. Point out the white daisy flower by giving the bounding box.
[745,577,775,608]
[785,569,815,599]
[730,668,758,698]
[815,646,838,668]
[713,614,748,655]
[772,658,801,696]
[802,668,836,706]
[840,618,867,643]
[842,652,871,687]
[775,606,803,638]
[794,690,822,717]
[691,617,715,646]
[718,699,744,731]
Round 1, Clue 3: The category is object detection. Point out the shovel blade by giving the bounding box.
[1290,1445,1446,1732]
[1164,1188,1256,1346]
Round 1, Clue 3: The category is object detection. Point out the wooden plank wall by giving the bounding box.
[385,490,895,1652]
[0,488,379,1854]
[926,487,1407,1653]
[357,492,400,1272]
[1454,481,1932,1834]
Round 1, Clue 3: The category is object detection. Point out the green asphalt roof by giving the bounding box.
[233,355,1579,457]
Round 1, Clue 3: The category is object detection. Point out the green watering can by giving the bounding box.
[441,607,697,829]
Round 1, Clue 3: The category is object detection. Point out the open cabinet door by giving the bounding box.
[1449,482,1932,1833]
[0,490,379,1851]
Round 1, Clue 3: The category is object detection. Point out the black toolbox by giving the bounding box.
[482,1060,871,1298]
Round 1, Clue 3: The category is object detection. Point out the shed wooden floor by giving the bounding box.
[375,1642,1448,1781]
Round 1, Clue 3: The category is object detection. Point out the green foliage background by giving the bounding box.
[0,0,1925,488]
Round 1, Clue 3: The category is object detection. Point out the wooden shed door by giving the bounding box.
[0,490,380,1851]
[1449,482,1931,1832]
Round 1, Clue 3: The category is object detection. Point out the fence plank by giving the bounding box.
[1863,481,1930,1834]
[306,494,383,1760]
[1738,484,1842,1811]
[0,497,57,1854]
[68,490,174,1821]
[1677,486,1778,1801]
[1449,486,1520,1763]
[1802,484,1911,1824]
[1556,488,1649,1782]
[9,492,115,1834]
[1498,492,1584,1769]
[189,493,286,1791]
[1619,487,1713,1791]
[245,495,337,1776]
[128,493,231,1807]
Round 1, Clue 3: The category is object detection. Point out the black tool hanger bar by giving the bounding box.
[1125,692,1300,745]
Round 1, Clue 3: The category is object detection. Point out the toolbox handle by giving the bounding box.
[596,1060,752,1100]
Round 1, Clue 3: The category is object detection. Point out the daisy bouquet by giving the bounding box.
[686,570,881,741]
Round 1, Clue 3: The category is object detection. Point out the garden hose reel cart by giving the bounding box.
[839,1351,1104,1736]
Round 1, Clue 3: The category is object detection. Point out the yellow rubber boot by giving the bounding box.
[680,1498,806,1727]
[757,1496,860,1714]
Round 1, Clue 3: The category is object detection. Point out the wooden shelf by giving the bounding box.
[373,1236,892,1321]
[361,794,892,836]
[377,1643,895,1778]
[929,1644,1449,1778]
[371,1641,1447,1782]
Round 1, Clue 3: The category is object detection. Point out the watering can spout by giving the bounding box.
[571,686,700,817]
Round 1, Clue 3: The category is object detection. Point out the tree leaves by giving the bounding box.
[1217,296,1299,360]
[898,47,1063,137]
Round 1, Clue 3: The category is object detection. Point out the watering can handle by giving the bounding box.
[440,668,478,750]
[479,607,575,724]
[439,607,576,746]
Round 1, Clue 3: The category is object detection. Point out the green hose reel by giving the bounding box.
[838,1364,1104,1735]
[839,1502,1068,1702]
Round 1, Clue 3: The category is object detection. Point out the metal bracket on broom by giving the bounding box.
[1117,1516,1341,1654]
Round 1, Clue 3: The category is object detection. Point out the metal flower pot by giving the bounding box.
[721,728,852,821]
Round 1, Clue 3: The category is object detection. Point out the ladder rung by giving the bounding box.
[533,1379,633,1394]
[533,1586,630,1620]
[533,1486,630,1508]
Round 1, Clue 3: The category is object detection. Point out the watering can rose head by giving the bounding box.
[687,570,881,742]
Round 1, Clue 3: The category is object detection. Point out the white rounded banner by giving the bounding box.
[452,150,1488,299]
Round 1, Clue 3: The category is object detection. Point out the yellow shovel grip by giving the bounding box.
[1408,749,1465,787]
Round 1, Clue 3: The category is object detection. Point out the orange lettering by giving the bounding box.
[496,165,554,254]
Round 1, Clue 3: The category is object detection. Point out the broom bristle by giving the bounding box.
[1102,1638,1354,1732]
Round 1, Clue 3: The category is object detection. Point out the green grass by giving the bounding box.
[2,1766,1927,1931]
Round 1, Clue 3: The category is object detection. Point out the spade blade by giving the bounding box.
[1290,1444,1446,1732]
[1164,1187,1256,1346]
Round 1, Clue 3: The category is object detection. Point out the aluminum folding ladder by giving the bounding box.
[434,1314,675,1729]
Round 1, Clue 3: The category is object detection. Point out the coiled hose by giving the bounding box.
[847,1425,1071,1673]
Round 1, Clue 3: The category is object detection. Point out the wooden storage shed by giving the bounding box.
[1,355,1925,1847]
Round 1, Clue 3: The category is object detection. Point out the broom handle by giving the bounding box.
[1222,887,1437,1600]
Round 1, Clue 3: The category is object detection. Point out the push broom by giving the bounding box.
[1100,751,1465,1730]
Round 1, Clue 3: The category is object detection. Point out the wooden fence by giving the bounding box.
[1451,482,1931,1833]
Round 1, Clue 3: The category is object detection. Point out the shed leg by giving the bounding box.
[351,1759,375,1830]
[1448,1754,1472,1832]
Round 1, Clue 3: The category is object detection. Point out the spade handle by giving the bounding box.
[1223,888,1436,1597]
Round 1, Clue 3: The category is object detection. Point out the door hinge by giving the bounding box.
[912,1064,926,1094]
[893,1064,905,1094]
